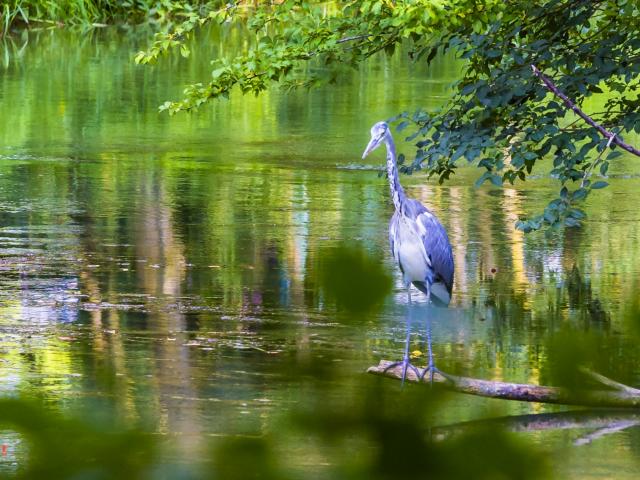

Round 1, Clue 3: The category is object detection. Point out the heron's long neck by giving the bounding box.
[385,137,406,211]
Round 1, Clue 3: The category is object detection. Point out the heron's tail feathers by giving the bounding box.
[413,281,451,307]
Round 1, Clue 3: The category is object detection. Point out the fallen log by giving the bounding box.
[367,360,640,409]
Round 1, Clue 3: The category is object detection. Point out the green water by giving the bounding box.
[1,24,640,478]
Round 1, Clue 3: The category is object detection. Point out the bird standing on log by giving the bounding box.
[362,121,454,382]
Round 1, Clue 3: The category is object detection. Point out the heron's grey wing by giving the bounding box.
[415,208,454,294]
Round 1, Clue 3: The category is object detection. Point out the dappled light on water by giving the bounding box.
[0,24,639,478]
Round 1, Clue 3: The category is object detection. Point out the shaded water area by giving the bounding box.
[1,23,640,478]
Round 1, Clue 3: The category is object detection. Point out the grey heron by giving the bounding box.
[362,121,454,382]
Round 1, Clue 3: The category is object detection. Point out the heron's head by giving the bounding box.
[362,121,389,159]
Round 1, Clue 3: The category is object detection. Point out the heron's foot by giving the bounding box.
[383,358,423,386]
[418,363,441,385]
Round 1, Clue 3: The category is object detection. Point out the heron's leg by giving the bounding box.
[426,307,435,384]
[402,288,421,383]
[383,286,421,384]
[419,284,438,385]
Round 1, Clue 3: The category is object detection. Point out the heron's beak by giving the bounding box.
[362,136,382,159]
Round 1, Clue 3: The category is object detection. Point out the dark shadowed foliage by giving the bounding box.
[0,399,156,479]
[320,246,393,315]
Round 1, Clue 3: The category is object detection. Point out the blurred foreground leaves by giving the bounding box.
[0,379,550,480]
[283,377,549,480]
[320,246,392,314]
[0,398,155,479]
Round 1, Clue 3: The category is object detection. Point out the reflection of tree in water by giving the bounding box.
[566,265,609,323]
[262,243,290,308]
[238,243,289,319]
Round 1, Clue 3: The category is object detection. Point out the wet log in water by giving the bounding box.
[367,360,640,409]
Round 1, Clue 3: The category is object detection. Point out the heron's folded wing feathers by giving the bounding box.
[415,208,454,294]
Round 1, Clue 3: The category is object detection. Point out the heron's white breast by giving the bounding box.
[397,220,430,283]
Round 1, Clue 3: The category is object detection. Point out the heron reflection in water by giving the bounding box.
[362,121,454,383]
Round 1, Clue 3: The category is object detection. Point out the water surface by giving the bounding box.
[0,24,640,478]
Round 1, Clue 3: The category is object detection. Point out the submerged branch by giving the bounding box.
[531,64,640,158]
[367,360,640,408]
[431,410,640,444]
[573,420,640,446]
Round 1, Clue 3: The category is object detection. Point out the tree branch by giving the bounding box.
[531,64,640,158]
[337,34,371,44]
[368,360,640,408]
[580,367,640,395]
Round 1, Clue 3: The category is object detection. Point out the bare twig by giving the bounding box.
[337,34,371,44]
[531,64,640,158]
[580,147,607,188]
[580,367,640,395]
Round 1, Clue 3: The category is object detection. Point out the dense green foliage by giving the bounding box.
[4,1,638,230]
[137,0,640,231]
[0,0,209,35]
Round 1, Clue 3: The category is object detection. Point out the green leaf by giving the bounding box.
[569,208,586,219]
[599,162,609,176]
[564,217,580,227]
[591,181,609,189]
[397,121,409,132]
[544,208,557,224]
[474,172,490,188]
[489,174,503,187]
[425,46,439,64]
[211,67,226,79]
[571,188,588,201]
